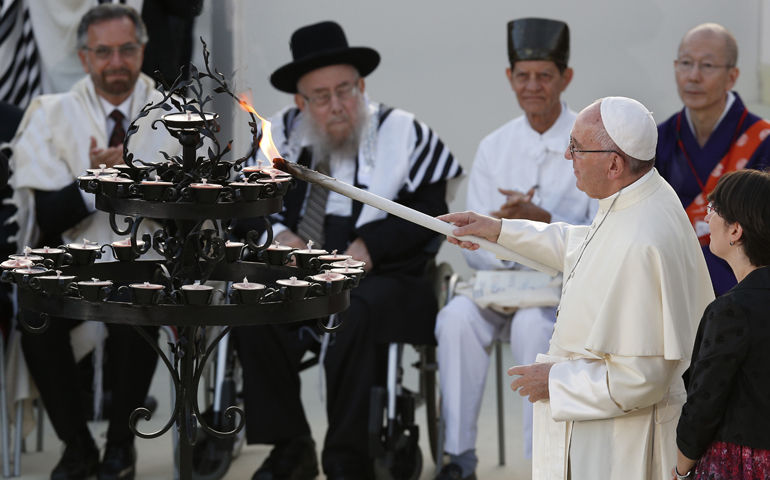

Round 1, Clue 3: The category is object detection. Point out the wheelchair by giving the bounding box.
[367,260,456,480]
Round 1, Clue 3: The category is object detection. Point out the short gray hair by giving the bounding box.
[76,4,148,50]
[595,121,655,175]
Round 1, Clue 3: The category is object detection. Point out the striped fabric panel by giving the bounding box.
[0,0,41,108]
[408,118,461,187]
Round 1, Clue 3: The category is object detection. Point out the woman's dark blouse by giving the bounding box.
[677,266,770,460]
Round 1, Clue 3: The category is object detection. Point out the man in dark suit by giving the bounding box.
[232,21,463,480]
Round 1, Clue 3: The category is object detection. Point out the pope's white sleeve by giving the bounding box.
[497,219,568,272]
[548,355,681,422]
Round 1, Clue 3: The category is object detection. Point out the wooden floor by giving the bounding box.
[8,345,531,480]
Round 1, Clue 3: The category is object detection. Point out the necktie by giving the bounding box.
[108,110,126,147]
[297,155,330,248]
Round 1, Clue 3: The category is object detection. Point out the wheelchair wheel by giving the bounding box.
[374,441,423,480]
[419,345,442,464]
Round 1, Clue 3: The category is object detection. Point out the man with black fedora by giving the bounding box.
[233,20,462,480]
[434,18,595,479]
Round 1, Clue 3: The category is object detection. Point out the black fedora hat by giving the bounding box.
[507,18,570,67]
[270,21,380,94]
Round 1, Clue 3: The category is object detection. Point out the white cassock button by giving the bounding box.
[562,288,567,294]
[569,271,574,279]
[599,209,605,215]
[591,223,596,229]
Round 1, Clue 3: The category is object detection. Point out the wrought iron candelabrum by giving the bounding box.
[4,41,360,480]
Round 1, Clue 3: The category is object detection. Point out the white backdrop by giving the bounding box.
[195,0,765,277]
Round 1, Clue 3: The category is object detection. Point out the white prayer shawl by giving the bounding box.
[257,97,462,231]
[497,170,714,480]
[10,73,180,251]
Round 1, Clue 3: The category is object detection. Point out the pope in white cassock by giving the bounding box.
[440,97,715,480]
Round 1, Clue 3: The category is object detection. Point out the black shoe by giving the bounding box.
[252,437,319,480]
[51,436,100,480]
[98,443,136,480]
[435,463,476,480]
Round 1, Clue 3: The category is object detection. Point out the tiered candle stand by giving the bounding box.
[5,43,358,480]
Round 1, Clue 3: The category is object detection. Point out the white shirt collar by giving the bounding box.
[98,93,133,121]
[684,91,735,136]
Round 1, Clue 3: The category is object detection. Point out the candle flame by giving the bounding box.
[236,91,280,164]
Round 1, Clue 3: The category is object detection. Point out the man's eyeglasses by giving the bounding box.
[674,58,734,76]
[706,202,718,215]
[301,82,359,107]
[569,142,621,159]
[82,43,141,60]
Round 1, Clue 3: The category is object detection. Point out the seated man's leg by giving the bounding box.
[434,295,509,479]
[20,310,99,479]
[233,323,319,480]
[509,306,556,459]
[322,293,388,480]
[100,323,160,480]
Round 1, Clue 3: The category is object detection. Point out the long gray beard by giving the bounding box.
[298,95,371,160]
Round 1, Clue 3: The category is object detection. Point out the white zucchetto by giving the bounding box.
[600,97,657,161]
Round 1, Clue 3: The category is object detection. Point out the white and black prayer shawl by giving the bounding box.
[251,97,463,229]
[0,0,41,107]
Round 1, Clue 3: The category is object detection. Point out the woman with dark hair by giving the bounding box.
[672,168,770,479]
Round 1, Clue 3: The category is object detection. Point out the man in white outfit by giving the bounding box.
[440,97,714,480]
[434,18,596,480]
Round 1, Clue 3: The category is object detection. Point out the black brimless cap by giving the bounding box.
[507,18,570,67]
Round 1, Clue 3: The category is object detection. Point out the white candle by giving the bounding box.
[273,159,557,276]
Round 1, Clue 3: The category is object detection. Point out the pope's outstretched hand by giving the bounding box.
[437,212,503,250]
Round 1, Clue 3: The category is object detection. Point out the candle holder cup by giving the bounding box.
[276,279,312,302]
[289,249,328,269]
[177,285,224,306]
[261,246,294,266]
[10,267,49,289]
[76,280,113,302]
[30,274,78,295]
[231,182,264,202]
[306,273,348,296]
[121,283,167,305]
[224,243,245,263]
[228,283,268,304]
[99,177,136,198]
[106,241,145,262]
[66,245,102,266]
[188,184,223,203]
[140,181,174,201]
[77,175,101,194]
[331,267,366,288]
[32,247,73,269]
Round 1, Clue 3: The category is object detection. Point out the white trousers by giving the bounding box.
[435,295,556,460]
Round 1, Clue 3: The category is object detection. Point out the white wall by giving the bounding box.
[197,0,764,277]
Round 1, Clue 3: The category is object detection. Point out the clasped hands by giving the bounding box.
[89,136,124,170]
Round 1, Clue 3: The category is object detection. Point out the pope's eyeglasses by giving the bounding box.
[569,142,621,158]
